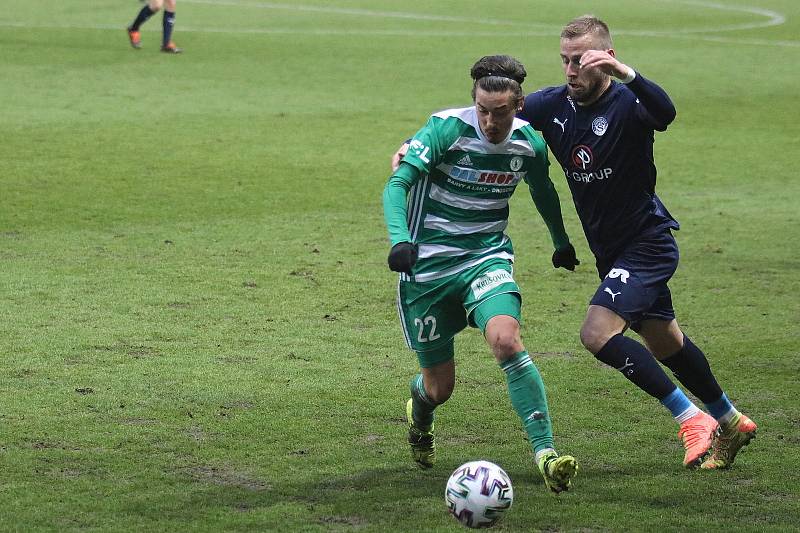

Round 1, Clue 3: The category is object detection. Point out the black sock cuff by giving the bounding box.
[595,333,625,365]
[661,334,694,369]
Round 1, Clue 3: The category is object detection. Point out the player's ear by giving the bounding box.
[516,98,524,114]
[607,48,616,58]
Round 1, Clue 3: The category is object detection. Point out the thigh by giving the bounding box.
[398,277,467,355]
[637,318,684,359]
[471,292,521,333]
[462,259,521,328]
[580,304,628,353]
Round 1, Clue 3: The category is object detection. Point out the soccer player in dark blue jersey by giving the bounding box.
[521,15,757,470]
[391,15,757,470]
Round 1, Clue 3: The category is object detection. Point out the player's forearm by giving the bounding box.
[382,163,418,246]
[528,182,570,250]
[625,72,676,129]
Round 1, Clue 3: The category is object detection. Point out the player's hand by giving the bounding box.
[552,243,580,271]
[579,50,630,80]
[391,142,410,172]
[388,242,418,275]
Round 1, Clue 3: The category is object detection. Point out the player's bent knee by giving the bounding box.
[490,334,522,362]
[484,315,522,361]
[426,382,454,405]
[580,323,611,355]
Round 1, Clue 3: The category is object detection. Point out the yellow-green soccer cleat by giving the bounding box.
[406,398,435,469]
[537,451,578,494]
[700,413,757,470]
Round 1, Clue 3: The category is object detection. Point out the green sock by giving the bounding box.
[500,351,554,454]
[410,374,435,431]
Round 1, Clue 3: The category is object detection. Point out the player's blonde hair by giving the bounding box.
[561,15,612,49]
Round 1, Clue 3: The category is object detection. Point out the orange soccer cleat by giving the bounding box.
[678,411,718,468]
[160,42,183,54]
[127,27,142,49]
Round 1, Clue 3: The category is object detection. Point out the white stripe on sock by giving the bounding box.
[718,408,738,426]
[675,404,701,424]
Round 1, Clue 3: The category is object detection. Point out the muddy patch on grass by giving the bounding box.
[318,515,367,528]
[215,354,257,365]
[186,425,206,441]
[529,350,578,359]
[120,418,158,426]
[89,341,162,359]
[186,465,270,492]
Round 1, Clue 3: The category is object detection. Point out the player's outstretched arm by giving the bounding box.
[383,162,420,274]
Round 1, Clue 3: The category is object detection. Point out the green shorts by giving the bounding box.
[396,258,522,368]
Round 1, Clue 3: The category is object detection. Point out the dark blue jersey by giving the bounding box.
[521,73,680,263]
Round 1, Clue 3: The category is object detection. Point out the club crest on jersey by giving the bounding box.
[571,145,593,170]
[592,116,609,136]
[509,156,523,171]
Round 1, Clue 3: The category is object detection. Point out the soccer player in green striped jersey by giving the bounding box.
[383,55,579,493]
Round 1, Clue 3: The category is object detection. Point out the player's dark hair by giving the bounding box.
[470,55,526,101]
[561,15,612,49]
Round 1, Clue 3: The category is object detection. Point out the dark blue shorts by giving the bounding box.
[590,230,679,330]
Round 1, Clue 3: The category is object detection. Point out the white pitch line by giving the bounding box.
[181,0,787,35]
[618,0,786,35]
[180,0,555,29]
[0,1,797,47]
[1,21,798,47]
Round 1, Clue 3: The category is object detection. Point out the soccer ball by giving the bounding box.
[445,460,513,529]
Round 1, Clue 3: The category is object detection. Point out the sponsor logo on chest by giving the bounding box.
[447,166,523,186]
[567,144,613,183]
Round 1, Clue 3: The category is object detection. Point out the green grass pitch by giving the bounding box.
[1,1,799,531]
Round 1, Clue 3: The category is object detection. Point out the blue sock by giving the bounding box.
[705,392,736,421]
[660,387,699,422]
[162,11,176,47]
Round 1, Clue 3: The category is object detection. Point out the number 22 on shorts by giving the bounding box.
[414,316,440,342]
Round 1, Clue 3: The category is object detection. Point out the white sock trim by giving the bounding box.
[675,404,701,424]
[535,448,556,463]
[718,408,738,427]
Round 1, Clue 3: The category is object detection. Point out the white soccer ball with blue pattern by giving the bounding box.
[445,460,513,528]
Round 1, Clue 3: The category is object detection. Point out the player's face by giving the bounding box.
[474,88,520,144]
[560,35,609,105]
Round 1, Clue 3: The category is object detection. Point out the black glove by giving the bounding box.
[388,242,418,275]
[552,243,580,271]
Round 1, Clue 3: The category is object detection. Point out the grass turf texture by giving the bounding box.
[1,1,799,531]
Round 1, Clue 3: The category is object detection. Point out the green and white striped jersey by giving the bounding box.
[384,106,554,282]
